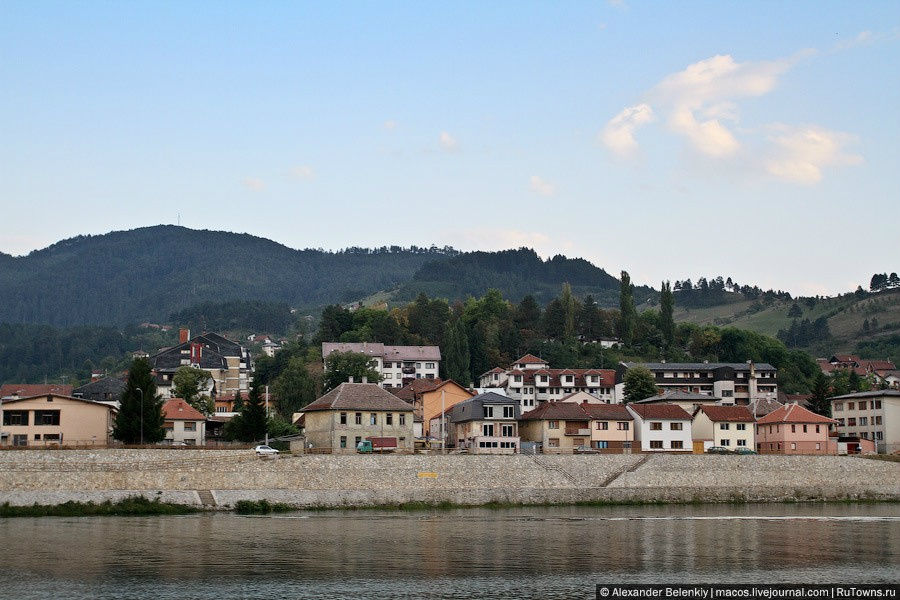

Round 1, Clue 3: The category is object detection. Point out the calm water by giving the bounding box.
[1,503,898,599]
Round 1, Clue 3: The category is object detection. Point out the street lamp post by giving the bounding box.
[137,387,144,446]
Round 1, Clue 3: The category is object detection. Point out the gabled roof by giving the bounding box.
[162,398,206,421]
[520,401,590,421]
[321,342,441,361]
[622,361,777,372]
[505,368,616,388]
[391,378,444,401]
[580,403,632,421]
[72,377,126,402]
[511,354,548,365]
[628,403,692,420]
[751,396,783,418]
[0,393,116,411]
[633,390,718,404]
[0,383,74,399]
[303,383,414,412]
[695,405,755,423]
[756,403,836,425]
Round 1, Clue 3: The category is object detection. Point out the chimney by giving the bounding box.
[179,328,190,344]
[361,376,368,384]
[348,376,354,383]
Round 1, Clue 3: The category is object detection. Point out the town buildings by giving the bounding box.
[478,354,617,410]
[162,398,207,445]
[831,390,900,454]
[321,342,441,388]
[442,392,520,454]
[755,404,836,454]
[301,383,415,453]
[518,401,594,452]
[391,379,473,438]
[631,390,727,413]
[617,361,778,408]
[0,393,116,447]
[816,354,896,377]
[691,405,756,452]
[580,403,634,451]
[627,403,693,452]
[72,376,126,406]
[149,329,252,399]
[1,383,74,399]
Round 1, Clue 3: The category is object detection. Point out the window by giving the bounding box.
[721,390,734,397]
[737,439,747,447]
[501,424,514,437]
[875,416,882,425]
[790,442,797,450]
[802,424,808,433]
[791,424,796,433]
[370,413,377,425]
[355,412,362,425]
[594,441,609,449]
[848,418,857,426]
[875,400,882,409]
[597,421,609,430]
[671,440,684,449]
[399,414,406,426]
[548,420,559,429]
[384,373,393,379]
[721,439,730,446]
[340,436,347,448]
[848,402,855,410]
[617,422,629,431]
[425,362,435,369]
[415,363,421,369]
[859,401,867,410]
[355,436,361,447]
[670,422,683,431]
[3,411,28,426]
[184,422,196,431]
[859,417,868,426]
[340,412,347,425]
[503,406,515,418]
[482,424,494,437]
[834,403,842,412]
[719,423,730,430]
[650,422,663,431]
[34,410,60,426]
[548,438,559,447]
[484,406,494,418]
[649,440,663,449]
[386,413,393,426]
[876,431,883,440]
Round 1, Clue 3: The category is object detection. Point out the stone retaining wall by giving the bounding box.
[0,451,897,508]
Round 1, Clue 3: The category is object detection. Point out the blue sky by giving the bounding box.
[1,1,898,295]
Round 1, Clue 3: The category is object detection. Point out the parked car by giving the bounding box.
[706,446,733,454]
[735,447,758,455]
[254,445,279,456]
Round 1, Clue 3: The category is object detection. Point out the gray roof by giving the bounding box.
[830,390,900,401]
[322,342,441,362]
[633,390,720,404]
[72,377,126,402]
[303,383,415,412]
[449,392,519,423]
[622,361,777,371]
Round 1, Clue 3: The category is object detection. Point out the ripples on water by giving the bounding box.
[1,503,897,599]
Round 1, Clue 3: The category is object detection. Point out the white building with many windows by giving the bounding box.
[322,342,441,388]
[627,403,693,452]
[831,390,900,454]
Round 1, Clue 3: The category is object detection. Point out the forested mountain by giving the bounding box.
[0,227,639,326]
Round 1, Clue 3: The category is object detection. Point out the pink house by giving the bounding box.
[756,403,836,454]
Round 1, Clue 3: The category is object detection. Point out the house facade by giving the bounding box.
[0,394,115,447]
[691,405,756,451]
[518,401,594,452]
[831,390,900,454]
[755,404,836,454]
[302,383,415,453]
[321,342,441,388]
[580,403,634,451]
[162,398,207,445]
[617,361,778,407]
[627,403,693,452]
[443,392,520,454]
[477,354,617,410]
[392,379,473,438]
[149,329,252,399]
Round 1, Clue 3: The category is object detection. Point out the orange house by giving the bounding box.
[756,403,837,454]
[392,379,473,437]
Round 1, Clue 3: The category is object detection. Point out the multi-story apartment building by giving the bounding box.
[321,342,440,388]
[149,329,252,399]
[616,361,778,407]
[443,392,521,454]
[755,404,835,454]
[691,405,756,452]
[477,354,617,411]
[831,390,900,454]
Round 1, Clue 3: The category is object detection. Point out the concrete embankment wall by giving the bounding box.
[0,450,897,507]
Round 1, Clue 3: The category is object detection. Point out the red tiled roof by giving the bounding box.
[162,398,206,421]
[391,378,443,401]
[628,403,692,420]
[696,405,756,423]
[861,359,896,371]
[520,401,590,421]
[511,354,548,365]
[507,368,616,388]
[0,383,74,398]
[757,403,836,425]
[581,403,632,420]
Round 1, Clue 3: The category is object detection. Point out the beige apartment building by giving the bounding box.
[831,390,900,454]
[691,405,756,452]
[518,401,594,452]
[0,394,116,447]
[302,383,415,453]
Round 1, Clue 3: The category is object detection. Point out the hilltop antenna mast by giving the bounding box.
[177,213,181,226]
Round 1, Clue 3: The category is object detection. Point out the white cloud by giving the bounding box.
[529,175,556,196]
[600,103,654,157]
[290,165,316,180]
[439,131,458,151]
[764,125,862,185]
[242,178,265,191]
[384,120,398,130]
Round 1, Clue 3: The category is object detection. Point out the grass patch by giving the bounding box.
[234,499,296,514]
[0,496,201,518]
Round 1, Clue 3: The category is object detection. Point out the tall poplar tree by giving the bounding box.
[113,357,165,444]
[560,282,576,341]
[443,318,471,385]
[660,280,675,349]
[619,270,636,347]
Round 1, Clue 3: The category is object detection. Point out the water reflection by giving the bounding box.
[1,503,897,599]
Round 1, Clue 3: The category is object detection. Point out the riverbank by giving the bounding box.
[0,450,897,510]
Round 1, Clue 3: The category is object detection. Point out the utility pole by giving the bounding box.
[137,387,144,446]
[441,389,446,453]
[265,385,270,446]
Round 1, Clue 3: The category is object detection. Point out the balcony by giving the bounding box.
[565,423,591,436]
[401,367,416,375]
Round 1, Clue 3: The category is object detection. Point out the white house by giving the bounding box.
[691,404,756,451]
[627,403,693,452]
[321,342,441,388]
[162,398,206,445]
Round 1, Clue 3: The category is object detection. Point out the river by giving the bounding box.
[1,503,897,599]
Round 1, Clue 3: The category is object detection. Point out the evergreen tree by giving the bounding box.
[113,357,165,444]
[787,303,803,318]
[232,388,244,412]
[660,280,675,349]
[847,370,862,392]
[239,381,268,443]
[619,271,636,346]
[514,295,541,331]
[443,318,471,384]
[560,282,576,340]
[808,371,831,417]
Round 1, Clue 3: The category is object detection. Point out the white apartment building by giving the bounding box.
[617,361,778,407]
[321,342,441,388]
[831,390,900,454]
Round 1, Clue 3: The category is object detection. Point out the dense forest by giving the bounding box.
[673,275,793,308]
[168,300,297,336]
